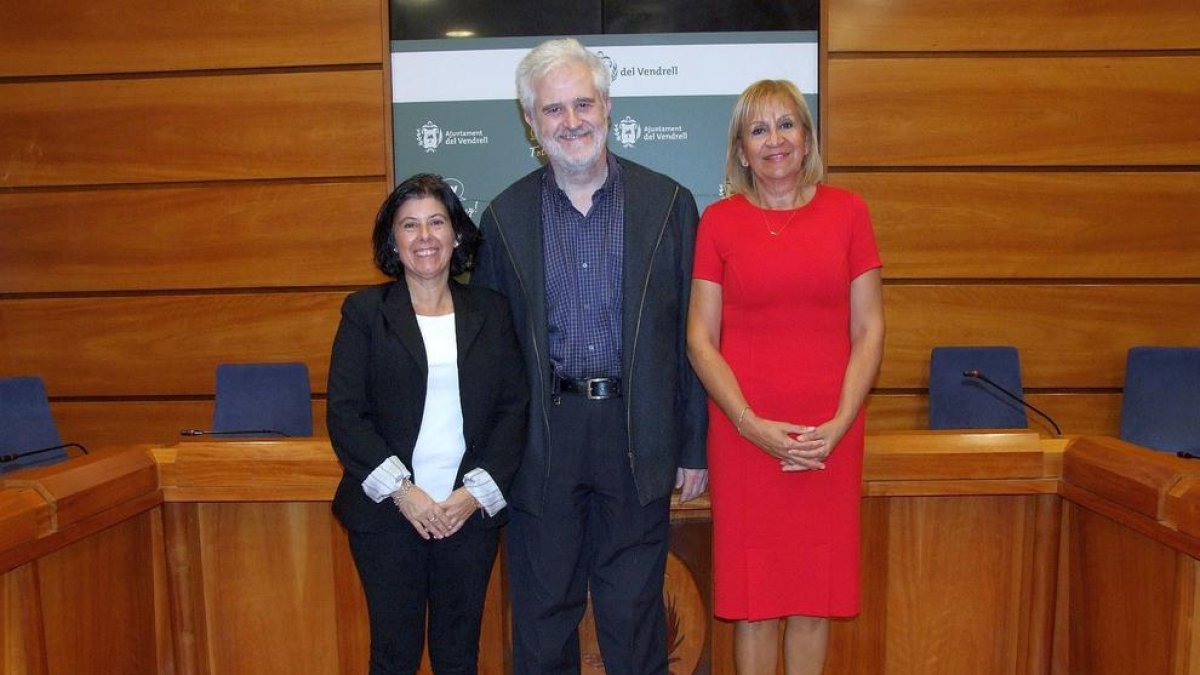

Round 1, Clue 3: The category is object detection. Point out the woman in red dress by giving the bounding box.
[687,80,885,675]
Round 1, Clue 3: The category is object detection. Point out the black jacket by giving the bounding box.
[472,155,707,514]
[327,280,528,532]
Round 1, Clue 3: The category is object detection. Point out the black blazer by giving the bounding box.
[472,155,708,515]
[327,280,528,532]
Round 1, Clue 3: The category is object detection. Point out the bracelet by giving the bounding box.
[390,477,413,508]
[735,405,751,435]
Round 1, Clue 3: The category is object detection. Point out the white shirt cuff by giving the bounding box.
[463,468,507,517]
[362,456,411,503]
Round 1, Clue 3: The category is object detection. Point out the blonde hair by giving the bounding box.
[724,80,824,197]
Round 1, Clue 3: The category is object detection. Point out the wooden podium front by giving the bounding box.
[3,433,1197,674]
[1059,437,1200,675]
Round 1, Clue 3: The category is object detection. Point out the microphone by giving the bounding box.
[1178,451,1200,460]
[181,429,291,438]
[0,442,89,464]
[962,369,1063,436]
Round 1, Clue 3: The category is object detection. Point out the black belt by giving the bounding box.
[554,374,622,400]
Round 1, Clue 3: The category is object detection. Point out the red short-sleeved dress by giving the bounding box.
[692,186,882,620]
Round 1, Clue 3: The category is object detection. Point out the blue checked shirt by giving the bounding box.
[542,154,624,379]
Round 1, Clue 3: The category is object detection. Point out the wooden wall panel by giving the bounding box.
[880,284,1200,388]
[149,440,1066,675]
[162,500,508,675]
[826,497,889,674]
[0,71,385,187]
[37,513,160,675]
[330,519,371,675]
[161,502,211,675]
[0,293,347,396]
[865,393,1123,437]
[883,495,1036,673]
[0,0,397,671]
[1180,561,1200,675]
[0,182,388,293]
[48,401,330,450]
[1,563,48,675]
[1022,495,1063,674]
[1066,503,1178,675]
[0,0,382,77]
[196,502,341,675]
[147,509,175,675]
[827,172,1200,279]
[826,57,1200,166]
[7,284,1194,398]
[822,0,1200,446]
[828,0,1200,52]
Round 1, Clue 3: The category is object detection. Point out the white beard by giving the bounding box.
[536,123,608,174]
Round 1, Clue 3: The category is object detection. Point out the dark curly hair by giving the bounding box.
[372,173,481,278]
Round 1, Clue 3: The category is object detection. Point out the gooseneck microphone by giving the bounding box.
[180,429,290,438]
[962,369,1063,436]
[0,442,90,464]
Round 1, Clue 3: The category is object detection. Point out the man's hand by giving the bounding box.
[675,467,709,503]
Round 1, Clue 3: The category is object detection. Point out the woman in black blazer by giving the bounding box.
[327,174,527,675]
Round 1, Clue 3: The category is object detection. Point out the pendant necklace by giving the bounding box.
[763,208,799,237]
[760,186,814,237]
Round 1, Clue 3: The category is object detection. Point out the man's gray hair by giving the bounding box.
[516,38,611,114]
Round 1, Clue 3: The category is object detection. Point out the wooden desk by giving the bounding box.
[1058,436,1200,675]
[7,433,1186,675]
[840,431,1063,675]
[0,448,164,675]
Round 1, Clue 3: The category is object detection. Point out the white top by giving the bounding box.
[410,313,465,501]
[359,312,507,516]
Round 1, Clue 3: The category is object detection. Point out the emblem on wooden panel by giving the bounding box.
[578,552,706,673]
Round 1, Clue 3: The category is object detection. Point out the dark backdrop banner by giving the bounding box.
[391,32,818,217]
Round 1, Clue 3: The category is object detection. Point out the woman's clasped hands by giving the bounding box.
[392,483,480,540]
[738,409,851,472]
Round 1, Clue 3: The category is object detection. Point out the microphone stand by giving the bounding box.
[0,442,89,464]
[962,370,1063,436]
[180,429,291,438]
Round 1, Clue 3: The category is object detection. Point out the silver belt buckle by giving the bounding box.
[585,378,607,400]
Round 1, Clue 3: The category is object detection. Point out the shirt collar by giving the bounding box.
[543,151,622,198]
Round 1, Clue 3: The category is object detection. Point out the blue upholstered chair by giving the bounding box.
[212,363,313,437]
[0,376,69,473]
[1119,347,1200,455]
[928,346,1028,430]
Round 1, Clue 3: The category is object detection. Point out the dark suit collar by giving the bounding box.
[617,156,678,379]
[489,172,550,373]
[620,158,674,292]
[381,280,427,373]
[449,280,484,362]
[382,279,483,373]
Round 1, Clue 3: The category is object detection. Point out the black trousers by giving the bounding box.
[348,513,499,675]
[507,395,671,675]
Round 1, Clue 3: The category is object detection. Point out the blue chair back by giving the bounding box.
[0,376,67,472]
[1119,347,1200,454]
[929,346,1028,430]
[212,363,313,437]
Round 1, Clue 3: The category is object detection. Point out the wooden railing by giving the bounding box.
[2,433,1197,674]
